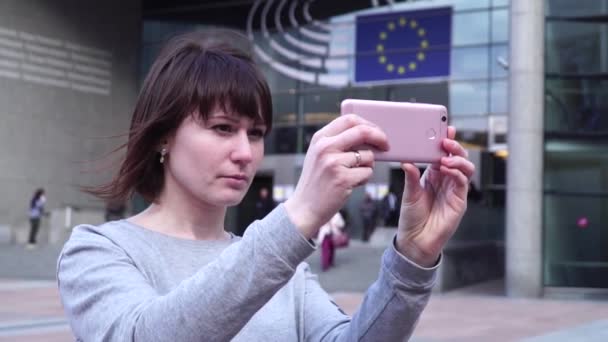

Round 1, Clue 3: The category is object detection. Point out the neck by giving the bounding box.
[129,181,228,241]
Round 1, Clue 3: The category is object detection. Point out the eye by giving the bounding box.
[212,124,234,134]
[249,128,265,138]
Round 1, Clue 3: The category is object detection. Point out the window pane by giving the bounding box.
[303,91,341,125]
[452,0,490,10]
[390,82,449,106]
[544,194,608,288]
[449,80,489,115]
[490,80,507,113]
[546,21,608,74]
[267,93,298,154]
[493,0,509,7]
[451,46,489,80]
[142,21,161,43]
[491,9,509,42]
[546,0,608,16]
[544,149,608,193]
[452,12,490,46]
[545,79,608,133]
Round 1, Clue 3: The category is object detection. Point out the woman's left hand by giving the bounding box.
[395,126,475,267]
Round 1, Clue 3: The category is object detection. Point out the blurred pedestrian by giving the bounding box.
[254,187,275,220]
[360,192,377,242]
[27,188,46,248]
[382,189,399,226]
[317,211,345,271]
[57,30,474,341]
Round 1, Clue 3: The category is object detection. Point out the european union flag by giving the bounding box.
[355,7,452,83]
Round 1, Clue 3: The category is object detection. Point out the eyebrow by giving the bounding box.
[208,114,267,127]
[208,114,239,123]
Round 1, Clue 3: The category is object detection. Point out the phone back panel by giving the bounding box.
[340,99,448,163]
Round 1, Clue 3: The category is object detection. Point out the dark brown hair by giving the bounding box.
[90,30,273,203]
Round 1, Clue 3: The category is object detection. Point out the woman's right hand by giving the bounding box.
[284,115,389,239]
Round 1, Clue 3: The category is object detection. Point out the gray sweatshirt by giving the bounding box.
[57,204,438,341]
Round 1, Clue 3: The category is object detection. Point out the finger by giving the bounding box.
[336,149,375,168]
[442,138,469,159]
[314,114,377,140]
[439,165,469,188]
[329,124,389,152]
[441,156,475,180]
[401,163,422,198]
[344,166,374,188]
[448,126,456,140]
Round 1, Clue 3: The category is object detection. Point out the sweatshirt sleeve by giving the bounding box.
[57,204,315,342]
[303,237,439,341]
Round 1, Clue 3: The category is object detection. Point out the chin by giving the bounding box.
[214,190,248,207]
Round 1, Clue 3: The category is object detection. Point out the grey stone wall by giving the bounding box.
[0,0,141,229]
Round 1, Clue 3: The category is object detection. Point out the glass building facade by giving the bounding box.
[543,0,608,288]
[139,0,607,290]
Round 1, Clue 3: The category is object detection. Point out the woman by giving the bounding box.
[317,211,345,271]
[57,31,474,341]
[28,188,46,247]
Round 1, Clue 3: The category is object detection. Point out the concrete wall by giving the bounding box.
[0,1,141,232]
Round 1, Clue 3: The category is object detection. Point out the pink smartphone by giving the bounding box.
[340,99,449,163]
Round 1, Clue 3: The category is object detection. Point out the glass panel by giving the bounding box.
[142,21,161,43]
[303,91,341,125]
[546,0,608,17]
[449,80,489,115]
[493,0,509,7]
[451,46,489,80]
[490,80,508,113]
[491,9,509,42]
[267,93,298,154]
[545,79,608,133]
[390,82,449,107]
[546,21,608,74]
[452,11,490,46]
[452,0,490,10]
[544,149,608,193]
[544,194,608,288]
[491,44,509,78]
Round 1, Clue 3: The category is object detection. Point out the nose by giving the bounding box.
[230,130,253,165]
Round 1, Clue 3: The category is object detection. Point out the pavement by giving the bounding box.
[1,241,608,341]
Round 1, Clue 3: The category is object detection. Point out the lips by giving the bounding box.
[223,174,248,181]
[220,174,249,189]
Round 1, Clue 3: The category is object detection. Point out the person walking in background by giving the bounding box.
[360,192,377,242]
[382,189,399,226]
[317,211,346,271]
[27,188,46,248]
[254,187,275,220]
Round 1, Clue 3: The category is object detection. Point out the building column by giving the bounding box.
[506,0,545,297]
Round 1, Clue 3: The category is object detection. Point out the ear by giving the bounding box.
[158,137,172,152]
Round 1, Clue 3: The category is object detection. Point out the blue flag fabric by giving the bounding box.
[355,7,452,83]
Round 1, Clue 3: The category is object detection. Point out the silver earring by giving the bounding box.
[160,148,167,164]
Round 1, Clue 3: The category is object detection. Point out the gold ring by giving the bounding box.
[353,151,361,168]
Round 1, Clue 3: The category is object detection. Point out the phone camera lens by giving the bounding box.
[441,116,447,122]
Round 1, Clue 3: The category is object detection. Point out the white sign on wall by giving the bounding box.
[0,26,113,96]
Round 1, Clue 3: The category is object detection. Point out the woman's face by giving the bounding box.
[164,109,267,207]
